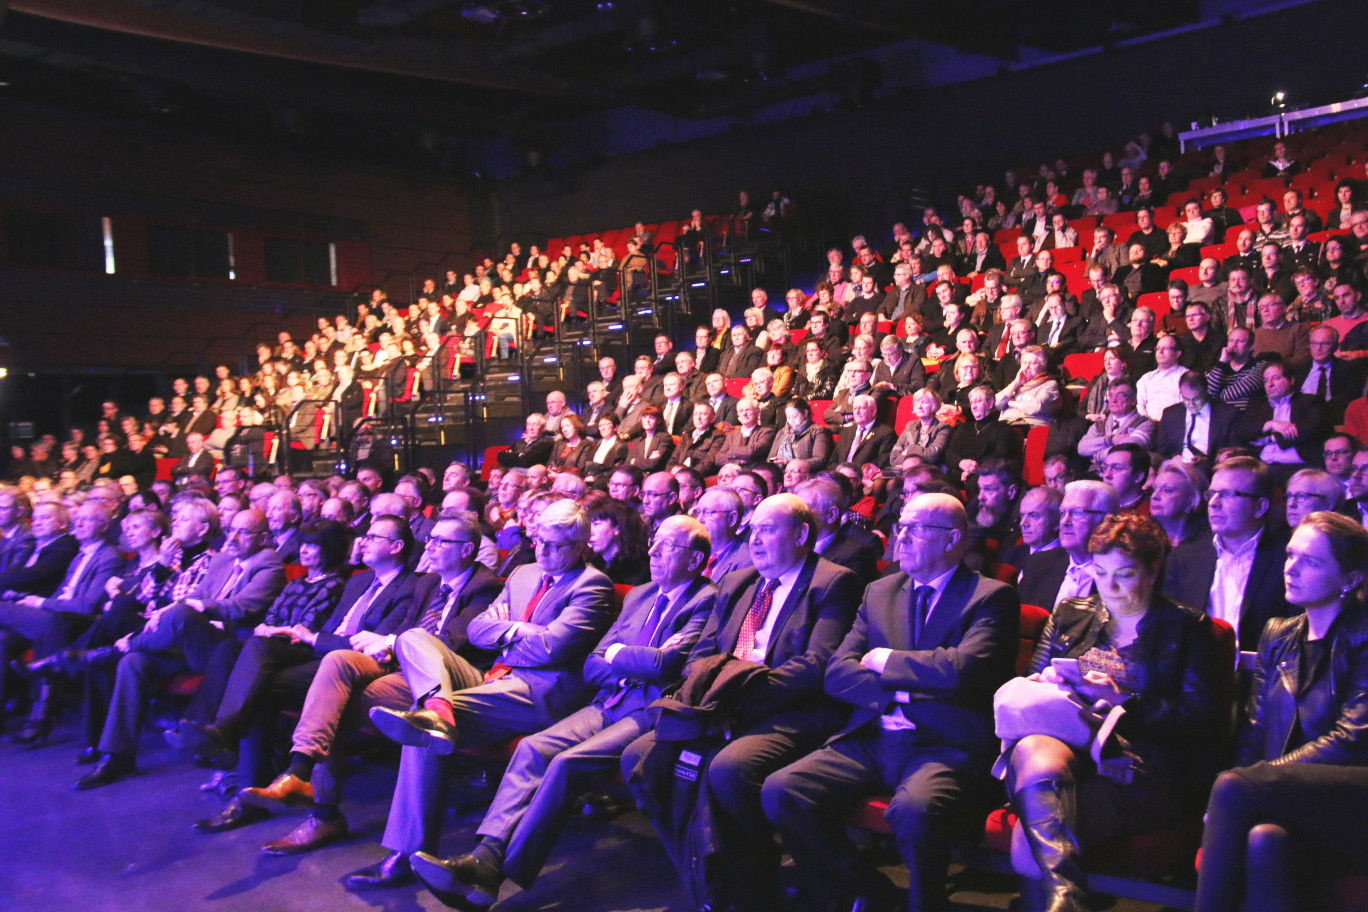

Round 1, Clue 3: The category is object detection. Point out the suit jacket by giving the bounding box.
[313,566,420,655]
[37,542,124,615]
[1162,528,1296,651]
[688,553,861,727]
[1039,314,1085,357]
[273,528,303,564]
[625,432,675,473]
[467,561,616,718]
[498,434,555,469]
[667,427,726,477]
[769,422,834,469]
[189,546,287,635]
[1155,400,1239,463]
[659,399,695,437]
[0,533,78,597]
[701,395,740,427]
[704,539,751,584]
[824,565,1019,755]
[872,354,926,398]
[1016,547,1081,610]
[816,528,881,588]
[1232,392,1329,464]
[583,576,716,714]
[172,450,215,479]
[583,438,629,485]
[692,347,721,375]
[835,423,896,467]
[715,425,776,466]
[719,345,764,380]
[405,565,503,665]
[183,410,217,438]
[0,526,36,576]
[1295,359,1361,424]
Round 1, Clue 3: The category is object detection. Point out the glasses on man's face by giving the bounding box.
[1324,448,1353,460]
[1203,489,1258,503]
[1060,508,1107,522]
[1285,492,1331,505]
[360,533,399,544]
[427,536,472,549]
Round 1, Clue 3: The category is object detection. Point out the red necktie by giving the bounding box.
[733,578,779,661]
[485,573,552,682]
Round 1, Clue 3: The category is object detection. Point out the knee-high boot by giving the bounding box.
[1013,777,1088,912]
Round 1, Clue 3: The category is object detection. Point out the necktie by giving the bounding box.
[912,585,934,648]
[995,328,1010,360]
[1185,412,1199,457]
[850,426,865,458]
[1316,364,1329,401]
[216,561,245,600]
[57,548,96,602]
[418,583,455,636]
[666,401,677,432]
[603,592,671,710]
[336,575,383,637]
[733,578,779,661]
[485,574,553,681]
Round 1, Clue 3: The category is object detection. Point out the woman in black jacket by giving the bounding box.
[586,497,650,586]
[1003,514,1224,912]
[1195,512,1368,912]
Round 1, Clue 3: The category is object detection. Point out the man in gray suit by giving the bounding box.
[695,487,750,583]
[366,500,615,863]
[410,515,717,909]
[76,507,286,789]
[230,511,501,871]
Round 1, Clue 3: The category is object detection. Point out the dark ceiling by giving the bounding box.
[0,0,1202,173]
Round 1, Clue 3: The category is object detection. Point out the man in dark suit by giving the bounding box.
[1017,481,1118,610]
[1037,292,1084,359]
[409,516,717,907]
[1155,371,1239,471]
[763,492,1019,912]
[1297,325,1361,425]
[650,334,676,376]
[718,325,764,380]
[795,476,882,588]
[694,488,751,584]
[171,432,215,480]
[76,507,287,789]
[667,402,726,477]
[873,334,927,398]
[657,373,695,437]
[182,394,218,440]
[366,501,615,866]
[582,382,613,434]
[700,373,740,427]
[0,500,77,598]
[832,394,895,467]
[1233,361,1329,479]
[620,493,862,911]
[265,489,303,564]
[1163,457,1294,652]
[0,490,35,575]
[878,263,927,323]
[495,414,554,469]
[1113,243,1165,300]
[181,514,421,840]
[230,512,499,873]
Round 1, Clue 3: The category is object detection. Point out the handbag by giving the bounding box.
[990,676,1128,778]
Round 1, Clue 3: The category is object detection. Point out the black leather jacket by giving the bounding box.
[1237,608,1368,768]
[1033,595,1226,795]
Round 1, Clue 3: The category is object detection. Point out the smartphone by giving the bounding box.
[1050,657,1083,682]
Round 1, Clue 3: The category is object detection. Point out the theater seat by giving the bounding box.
[480,445,510,481]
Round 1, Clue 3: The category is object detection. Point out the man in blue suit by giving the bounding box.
[409,514,718,909]
[764,492,1020,912]
[367,500,616,864]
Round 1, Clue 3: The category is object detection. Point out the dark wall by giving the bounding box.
[491,0,1368,245]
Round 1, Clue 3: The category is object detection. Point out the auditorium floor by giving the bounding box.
[0,715,1179,912]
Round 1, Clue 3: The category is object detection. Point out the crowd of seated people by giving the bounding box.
[2,132,1368,912]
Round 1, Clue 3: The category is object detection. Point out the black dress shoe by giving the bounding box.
[9,653,65,681]
[75,747,100,766]
[10,716,51,745]
[411,852,496,911]
[194,798,269,834]
[368,706,458,754]
[167,720,237,767]
[345,851,414,890]
[74,753,136,790]
[64,646,123,671]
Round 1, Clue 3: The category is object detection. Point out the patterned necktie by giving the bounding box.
[1316,364,1329,401]
[485,574,553,682]
[912,584,934,648]
[418,583,455,636]
[733,578,779,660]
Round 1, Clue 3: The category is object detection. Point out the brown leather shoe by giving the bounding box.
[260,814,348,856]
[238,773,314,810]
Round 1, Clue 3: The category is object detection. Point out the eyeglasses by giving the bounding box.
[1059,508,1107,521]
[1203,489,1259,502]
[531,537,576,551]
[693,509,736,519]
[427,536,473,549]
[1323,448,1353,459]
[895,521,955,538]
[1285,492,1332,504]
[360,533,399,543]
